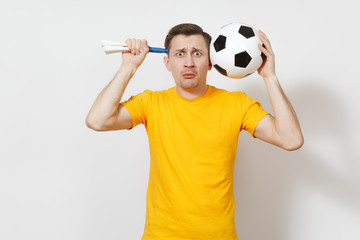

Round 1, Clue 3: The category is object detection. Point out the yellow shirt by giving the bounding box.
[121,85,268,240]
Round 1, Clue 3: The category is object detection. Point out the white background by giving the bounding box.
[1,0,360,239]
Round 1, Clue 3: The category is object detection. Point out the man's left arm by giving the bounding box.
[253,30,304,151]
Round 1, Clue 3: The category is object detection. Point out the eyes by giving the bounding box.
[175,51,202,57]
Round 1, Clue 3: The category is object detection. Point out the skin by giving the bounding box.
[86,30,304,151]
[253,30,303,150]
[163,34,212,99]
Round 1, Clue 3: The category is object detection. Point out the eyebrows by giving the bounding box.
[174,47,204,53]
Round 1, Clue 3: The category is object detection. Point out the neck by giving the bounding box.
[175,84,208,100]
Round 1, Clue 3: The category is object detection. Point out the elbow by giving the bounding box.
[85,115,104,131]
[283,134,304,151]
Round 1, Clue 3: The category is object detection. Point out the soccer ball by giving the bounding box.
[210,22,265,79]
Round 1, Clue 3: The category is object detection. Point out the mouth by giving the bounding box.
[182,71,197,79]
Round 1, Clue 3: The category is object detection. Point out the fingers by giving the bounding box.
[256,30,276,78]
[258,42,270,58]
[257,30,274,55]
[125,38,149,55]
[141,39,149,54]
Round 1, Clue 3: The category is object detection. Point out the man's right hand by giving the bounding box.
[122,39,149,69]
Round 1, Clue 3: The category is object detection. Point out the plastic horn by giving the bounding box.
[102,40,168,54]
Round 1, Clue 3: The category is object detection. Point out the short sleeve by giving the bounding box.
[120,90,152,129]
[240,93,269,137]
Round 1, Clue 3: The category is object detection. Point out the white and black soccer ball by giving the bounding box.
[210,22,265,79]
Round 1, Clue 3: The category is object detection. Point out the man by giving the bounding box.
[86,23,303,240]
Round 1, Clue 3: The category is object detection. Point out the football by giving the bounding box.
[210,22,265,79]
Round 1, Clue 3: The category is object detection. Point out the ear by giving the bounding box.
[163,55,171,71]
[208,59,212,70]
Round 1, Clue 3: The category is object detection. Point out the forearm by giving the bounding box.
[86,64,137,128]
[264,75,303,146]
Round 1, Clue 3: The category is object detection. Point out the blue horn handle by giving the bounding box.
[148,46,168,54]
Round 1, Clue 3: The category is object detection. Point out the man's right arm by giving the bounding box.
[85,39,149,131]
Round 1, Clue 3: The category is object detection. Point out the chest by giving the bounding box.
[146,99,241,149]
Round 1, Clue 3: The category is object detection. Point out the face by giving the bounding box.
[164,34,212,90]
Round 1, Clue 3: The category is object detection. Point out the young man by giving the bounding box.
[86,23,303,240]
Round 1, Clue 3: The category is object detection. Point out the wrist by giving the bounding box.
[119,63,138,76]
[120,62,138,71]
[263,74,278,82]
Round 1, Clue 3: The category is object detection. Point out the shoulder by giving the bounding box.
[210,86,248,101]
[226,90,258,104]
[211,87,262,110]
[133,88,174,106]
[209,85,245,95]
[128,89,162,100]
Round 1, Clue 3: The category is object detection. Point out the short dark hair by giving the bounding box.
[164,23,212,53]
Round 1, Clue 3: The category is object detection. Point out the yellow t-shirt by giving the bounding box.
[121,85,268,240]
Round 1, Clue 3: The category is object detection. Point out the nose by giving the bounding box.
[184,54,195,68]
